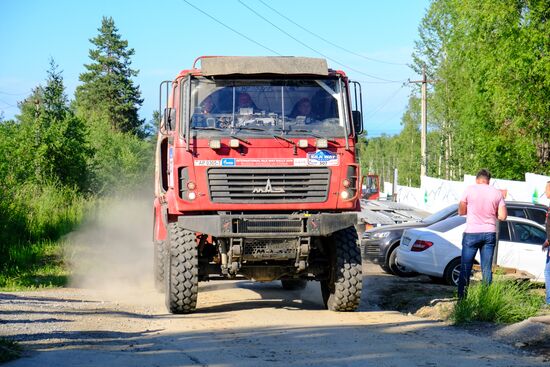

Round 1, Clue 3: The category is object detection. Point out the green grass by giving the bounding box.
[0,240,68,291]
[0,338,21,363]
[451,278,545,325]
[0,182,89,291]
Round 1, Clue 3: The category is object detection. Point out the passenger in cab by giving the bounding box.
[290,97,316,124]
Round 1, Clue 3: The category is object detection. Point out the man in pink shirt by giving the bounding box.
[457,169,507,299]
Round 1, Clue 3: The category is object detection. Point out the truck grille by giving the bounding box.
[208,167,330,203]
[233,218,304,234]
[243,238,298,260]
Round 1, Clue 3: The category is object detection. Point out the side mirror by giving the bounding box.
[352,110,363,135]
[163,108,176,131]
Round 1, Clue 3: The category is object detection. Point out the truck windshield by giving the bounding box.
[186,77,349,138]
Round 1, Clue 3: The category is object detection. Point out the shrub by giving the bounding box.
[451,279,544,324]
[0,182,88,268]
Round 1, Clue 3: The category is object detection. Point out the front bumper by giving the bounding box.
[177,212,357,238]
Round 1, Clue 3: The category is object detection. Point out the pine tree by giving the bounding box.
[16,60,91,189]
[75,16,144,135]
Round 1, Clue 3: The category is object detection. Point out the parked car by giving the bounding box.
[362,201,548,277]
[396,216,547,285]
[355,200,429,244]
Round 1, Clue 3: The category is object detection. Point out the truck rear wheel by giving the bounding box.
[281,279,307,291]
[321,227,362,311]
[165,223,198,314]
[153,240,166,292]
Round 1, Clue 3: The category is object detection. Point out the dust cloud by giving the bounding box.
[64,196,158,303]
[63,195,328,309]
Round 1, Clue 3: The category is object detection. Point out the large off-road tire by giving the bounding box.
[321,227,362,311]
[281,279,307,291]
[388,246,417,278]
[153,240,167,292]
[165,223,198,314]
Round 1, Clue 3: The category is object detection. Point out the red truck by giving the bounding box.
[153,56,364,313]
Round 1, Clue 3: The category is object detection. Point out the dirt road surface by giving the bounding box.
[1,200,546,366]
[1,262,546,367]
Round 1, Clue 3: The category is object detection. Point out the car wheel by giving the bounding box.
[443,258,461,286]
[380,263,393,275]
[388,246,417,278]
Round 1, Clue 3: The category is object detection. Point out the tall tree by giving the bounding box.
[75,16,144,135]
[16,60,91,189]
[409,0,547,180]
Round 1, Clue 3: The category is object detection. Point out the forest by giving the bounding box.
[0,17,153,288]
[360,0,549,186]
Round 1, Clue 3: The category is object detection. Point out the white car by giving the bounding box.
[396,216,547,285]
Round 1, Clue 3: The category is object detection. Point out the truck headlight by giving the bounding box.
[209,139,221,149]
[340,190,350,199]
[316,138,328,148]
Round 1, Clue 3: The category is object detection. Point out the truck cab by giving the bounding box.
[154,56,364,313]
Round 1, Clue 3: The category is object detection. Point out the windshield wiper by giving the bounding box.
[228,131,250,145]
[235,126,267,132]
[236,126,297,153]
[284,129,338,144]
[192,126,250,144]
[192,126,223,131]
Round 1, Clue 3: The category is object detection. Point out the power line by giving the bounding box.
[376,107,407,127]
[364,85,406,120]
[0,99,18,108]
[355,79,407,85]
[181,0,281,56]
[238,0,401,83]
[0,90,27,96]
[257,0,409,67]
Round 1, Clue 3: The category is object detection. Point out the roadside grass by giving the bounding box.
[0,338,21,363]
[0,240,69,291]
[0,183,89,291]
[451,278,545,325]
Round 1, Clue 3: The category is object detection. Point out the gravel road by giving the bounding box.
[1,261,547,367]
[1,200,547,366]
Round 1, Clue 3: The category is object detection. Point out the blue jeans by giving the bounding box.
[545,249,550,304]
[457,232,496,299]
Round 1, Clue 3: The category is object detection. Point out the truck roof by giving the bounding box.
[191,56,331,77]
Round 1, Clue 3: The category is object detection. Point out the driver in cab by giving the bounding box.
[290,97,316,124]
[192,95,216,127]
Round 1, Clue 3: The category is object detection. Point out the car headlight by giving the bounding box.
[372,231,390,239]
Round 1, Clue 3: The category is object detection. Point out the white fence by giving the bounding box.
[381,173,550,213]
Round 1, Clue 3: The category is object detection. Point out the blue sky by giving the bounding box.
[0,0,430,137]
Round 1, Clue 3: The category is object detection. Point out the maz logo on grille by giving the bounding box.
[252,179,285,194]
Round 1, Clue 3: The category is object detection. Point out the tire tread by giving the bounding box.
[166,224,198,314]
[324,227,362,312]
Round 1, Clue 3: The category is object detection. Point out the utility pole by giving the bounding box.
[409,65,432,178]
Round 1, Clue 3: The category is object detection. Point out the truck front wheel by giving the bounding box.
[321,227,362,311]
[165,223,198,314]
[153,240,167,292]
